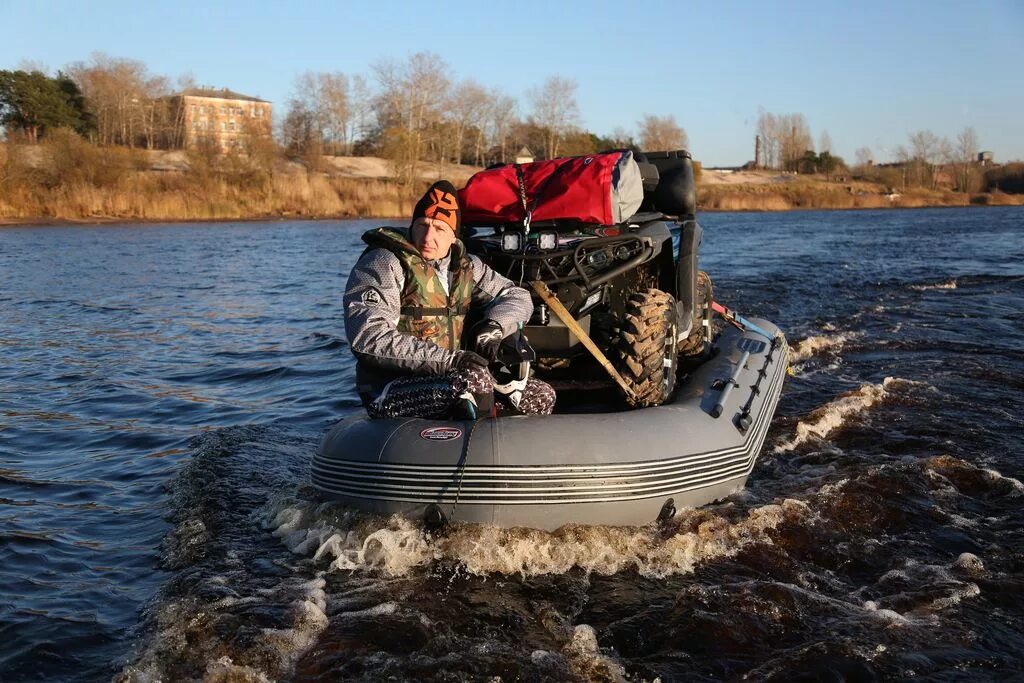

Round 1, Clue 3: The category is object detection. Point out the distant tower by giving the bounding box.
[754,135,762,169]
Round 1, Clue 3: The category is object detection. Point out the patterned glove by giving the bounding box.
[471,320,504,360]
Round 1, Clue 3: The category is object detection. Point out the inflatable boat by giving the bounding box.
[313,320,788,530]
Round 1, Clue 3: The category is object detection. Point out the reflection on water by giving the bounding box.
[2,208,1024,680]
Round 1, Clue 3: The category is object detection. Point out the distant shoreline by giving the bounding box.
[3,201,1020,229]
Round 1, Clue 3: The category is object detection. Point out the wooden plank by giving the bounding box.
[530,281,637,402]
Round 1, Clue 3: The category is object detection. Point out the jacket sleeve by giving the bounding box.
[468,255,534,337]
[344,249,457,375]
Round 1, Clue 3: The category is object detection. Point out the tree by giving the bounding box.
[954,126,980,192]
[286,71,351,157]
[854,146,873,170]
[0,70,90,143]
[446,79,489,165]
[818,129,833,155]
[527,76,580,159]
[372,52,451,185]
[65,53,168,148]
[756,110,779,169]
[637,114,687,152]
[778,113,813,171]
[347,74,373,155]
[486,90,517,164]
[906,129,951,189]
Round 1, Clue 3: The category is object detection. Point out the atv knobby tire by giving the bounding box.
[677,270,714,358]
[616,288,678,408]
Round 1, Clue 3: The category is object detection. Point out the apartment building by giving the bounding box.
[168,88,272,150]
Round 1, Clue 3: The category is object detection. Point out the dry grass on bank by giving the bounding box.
[2,136,1021,223]
[0,135,422,222]
[695,178,1020,212]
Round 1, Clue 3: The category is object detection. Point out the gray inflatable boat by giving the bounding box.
[313,320,788,530]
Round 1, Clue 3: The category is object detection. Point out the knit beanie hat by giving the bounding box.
[411,180,461,235]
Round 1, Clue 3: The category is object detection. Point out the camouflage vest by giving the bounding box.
[361,227,475,351]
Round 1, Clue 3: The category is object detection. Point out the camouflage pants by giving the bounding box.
[367,366,556,419]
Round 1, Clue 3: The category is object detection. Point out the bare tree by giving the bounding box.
[818,129,833,154]
[66,53,167,148]
[608,127,634,149]
[318,72,349,155]
[778,113,813,171]
[756,110,780,169]
[447,79,489,165]
[637,114,687,152]
[954,126,980,192]
[527,76,580,159]
[372,52,451,184]
[487,90,517,164]
[288,71,349,156]
[347,74,372,155]
[908,129,950,189]
[854,146,873,170]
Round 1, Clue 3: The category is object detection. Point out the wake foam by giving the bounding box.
[262,494,810,579]
[789,331,857,363]
[910,279,957,291]
[775,377,919,453]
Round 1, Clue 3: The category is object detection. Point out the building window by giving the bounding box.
[250,107,255,117]
[257,107,263,118]
[220,106,226,115]
[221,122,227,131]
[191,104,196,114]
[229,122,235,131]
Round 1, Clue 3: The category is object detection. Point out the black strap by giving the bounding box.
[400,305,470,319]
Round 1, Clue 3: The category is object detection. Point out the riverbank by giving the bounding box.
[2,147,1020,225]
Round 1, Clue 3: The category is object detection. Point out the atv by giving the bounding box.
[462,150,713,409]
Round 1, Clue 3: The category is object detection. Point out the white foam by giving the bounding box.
[862,601,911,626]
[927,583,980,611]
[911,279,957,291]
[202,657,273,683]
[983,468,1024,494]
[564,624,626,682]
[266,494,810,579]
[789,332,857,363]
[952,553,985,576]
[118,573,332,683]
[774,377,917,453]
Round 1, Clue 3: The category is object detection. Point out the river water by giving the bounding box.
[1,207,1022,681]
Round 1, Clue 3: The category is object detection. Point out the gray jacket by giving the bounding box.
[344,244,533,389]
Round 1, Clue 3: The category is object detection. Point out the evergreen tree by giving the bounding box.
[0,70,91,143]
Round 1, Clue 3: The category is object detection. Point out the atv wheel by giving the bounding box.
[616,288,678,408]
[677,270,713,357]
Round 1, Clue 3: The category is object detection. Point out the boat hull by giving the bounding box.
[313,320,788,530]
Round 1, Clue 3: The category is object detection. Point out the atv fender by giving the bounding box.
[675,219,702,337]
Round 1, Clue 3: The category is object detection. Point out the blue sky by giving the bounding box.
[2,0,1021,166]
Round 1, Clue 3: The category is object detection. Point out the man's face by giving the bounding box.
[411,217,456,260]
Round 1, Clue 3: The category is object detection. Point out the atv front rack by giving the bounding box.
[469,232,657,293]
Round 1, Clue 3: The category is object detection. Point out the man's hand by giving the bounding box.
[454,350,490,371]
[471,320,504,360]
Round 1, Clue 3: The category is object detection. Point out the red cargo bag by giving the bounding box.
[459,151,642,226]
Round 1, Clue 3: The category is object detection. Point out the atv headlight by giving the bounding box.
[587,250,608,268]
[537,230,558,251]
[501,232,522,252]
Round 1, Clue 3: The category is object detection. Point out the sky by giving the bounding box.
[1,0,1021,166]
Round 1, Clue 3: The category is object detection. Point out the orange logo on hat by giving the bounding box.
[425,188,458,231]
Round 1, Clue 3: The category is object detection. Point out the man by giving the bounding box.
[344,180,555,419]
